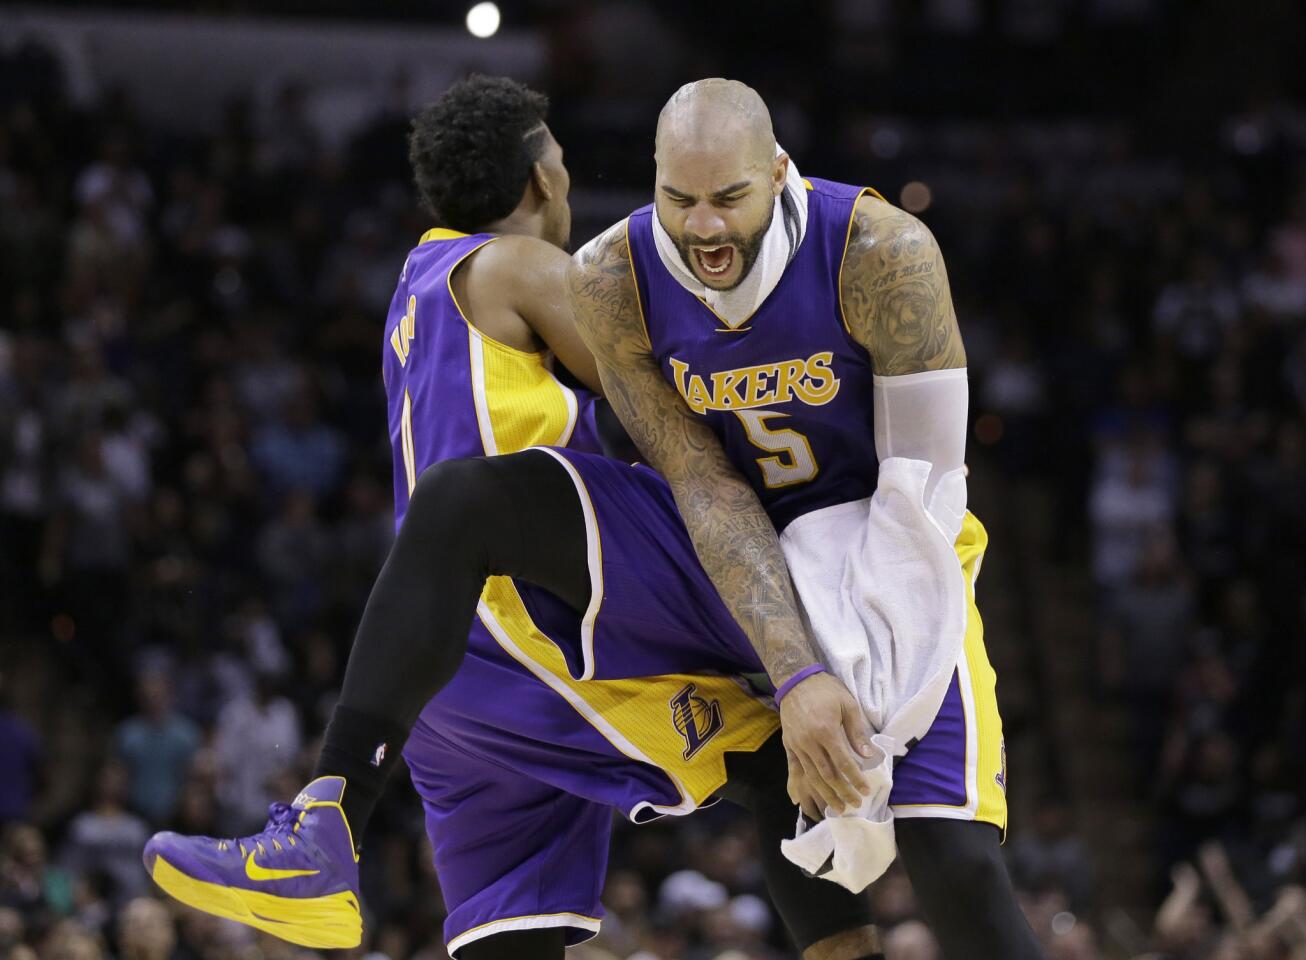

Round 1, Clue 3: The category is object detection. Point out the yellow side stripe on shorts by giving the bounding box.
[479,577,779,809]
[889,512,1006,835]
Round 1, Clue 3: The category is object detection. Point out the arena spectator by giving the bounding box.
[113,899,176,960]
[0,680,41,826]
[0,823,71,921]
[58,763,150,906]
[248,385,345,500]
[113,674,200,826]
[212,674,302,833]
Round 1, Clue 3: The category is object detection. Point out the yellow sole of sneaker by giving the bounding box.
[150,854,362,949]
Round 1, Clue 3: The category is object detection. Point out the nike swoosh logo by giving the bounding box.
[245,853,320,882]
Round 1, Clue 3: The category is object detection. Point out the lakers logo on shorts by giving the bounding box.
[670,683,725,760]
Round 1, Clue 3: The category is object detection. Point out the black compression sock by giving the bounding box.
[312,704,409,848]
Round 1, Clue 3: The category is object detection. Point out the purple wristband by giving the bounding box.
[774,664,826,705]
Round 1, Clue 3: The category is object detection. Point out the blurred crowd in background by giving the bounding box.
[1,1,1305,959]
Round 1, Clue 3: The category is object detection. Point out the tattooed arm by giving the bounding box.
[568,226,810,681]
[569,223,872,813]
[839,194,966,373]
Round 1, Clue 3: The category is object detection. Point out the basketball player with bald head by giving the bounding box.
[567,79,1046,959]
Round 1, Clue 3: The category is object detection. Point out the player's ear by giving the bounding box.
[529,161,554,204]
[772,153,789,197]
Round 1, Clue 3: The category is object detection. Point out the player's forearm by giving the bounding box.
[567,227,819,682]
[594,360,819,683]
[666,464,818,685]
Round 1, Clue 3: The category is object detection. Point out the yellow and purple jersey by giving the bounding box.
[382,227,604,528]
[628,177,1006,830]
[627,177,882,532]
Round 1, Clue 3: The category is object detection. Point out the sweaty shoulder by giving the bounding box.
[839,194,966,376]
[455,234,572,353]
[469,232,571,278]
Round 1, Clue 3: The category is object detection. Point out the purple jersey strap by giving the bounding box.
[774,664,827,705]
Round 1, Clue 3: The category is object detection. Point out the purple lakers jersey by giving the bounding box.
[382,228,602,528]
[626,178,880,531]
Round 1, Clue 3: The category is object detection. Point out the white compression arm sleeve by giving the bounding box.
[872,368,969,507]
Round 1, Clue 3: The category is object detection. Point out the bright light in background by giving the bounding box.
[900,180,932,213]
[466,2,501,38]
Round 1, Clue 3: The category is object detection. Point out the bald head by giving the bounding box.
[652,78,788,291]
[655,78,776,166]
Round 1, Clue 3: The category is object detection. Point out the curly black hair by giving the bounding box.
[408,75,550,232]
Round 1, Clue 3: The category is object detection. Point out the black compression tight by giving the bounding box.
[456,928,566,960]
[895,818,1045,959]
[315,452,591,835]
[337,451,590,730]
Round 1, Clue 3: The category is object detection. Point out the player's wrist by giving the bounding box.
[774,664,827,704]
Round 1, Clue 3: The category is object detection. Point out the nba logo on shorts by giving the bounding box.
[371,742,387,767]
[995,737,1007,793]
[669,683,724,760]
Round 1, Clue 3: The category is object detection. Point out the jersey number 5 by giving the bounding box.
[734,410,818,488]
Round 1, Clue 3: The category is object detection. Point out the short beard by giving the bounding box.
[672,204,774,290]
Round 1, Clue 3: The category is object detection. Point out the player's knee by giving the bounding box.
[944,833,1004,892]
[407,458,503,543]
[898,819,1004,891]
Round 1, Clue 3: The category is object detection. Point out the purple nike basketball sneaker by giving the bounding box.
[143,776,362,948]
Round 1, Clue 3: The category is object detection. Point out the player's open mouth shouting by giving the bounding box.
[692,242,735,278]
